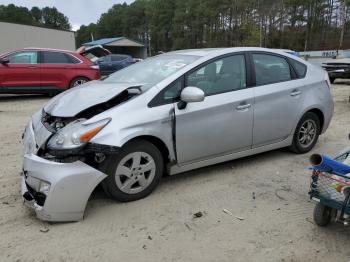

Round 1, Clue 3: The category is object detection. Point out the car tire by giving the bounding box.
[289,112,320,154]
[101,140,164,202]
[69,77,89,88]
[330,77,336,84]
[313,203,332,227]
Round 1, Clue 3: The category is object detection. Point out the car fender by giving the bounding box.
[292,81,333,134]
[89,90,176,162]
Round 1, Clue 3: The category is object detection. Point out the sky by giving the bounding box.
[0,0,134,31]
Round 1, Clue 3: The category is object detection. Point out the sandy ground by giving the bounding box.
[0,84,349,262]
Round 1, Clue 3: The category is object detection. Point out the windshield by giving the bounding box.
[105,54,200,85]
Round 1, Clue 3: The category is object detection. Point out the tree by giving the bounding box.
[0,4,71,31]
[74,0,350,53]
[41,7,71,30]
[30,7,42,23]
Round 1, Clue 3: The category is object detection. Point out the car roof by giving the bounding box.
[10,47,76,54]
[166,47,295,57]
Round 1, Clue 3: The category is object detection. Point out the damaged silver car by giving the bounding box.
[22,48,334,221]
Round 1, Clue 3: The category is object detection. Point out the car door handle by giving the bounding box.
[290,90,302,97]
[236,103,251,111]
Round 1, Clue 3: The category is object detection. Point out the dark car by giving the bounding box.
[0,45,110,95]
[322,58,350,83]
[97,54,134,76]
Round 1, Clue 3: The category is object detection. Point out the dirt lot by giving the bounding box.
[0,84,349,262]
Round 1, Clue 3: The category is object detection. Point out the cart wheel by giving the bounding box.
[313,203,332,226]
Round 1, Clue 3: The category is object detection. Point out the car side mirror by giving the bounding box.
[181,86,205,103]
[0,58,9,64]
[178,86,205,110]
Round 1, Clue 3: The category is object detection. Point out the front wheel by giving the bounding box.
[289,112,320,154]
[101,140,164,202]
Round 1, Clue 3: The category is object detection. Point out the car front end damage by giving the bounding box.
[21,82,142,221]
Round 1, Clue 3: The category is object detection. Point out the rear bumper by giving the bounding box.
[22,154,107,222]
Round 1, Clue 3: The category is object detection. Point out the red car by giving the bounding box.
[0,46,110,95]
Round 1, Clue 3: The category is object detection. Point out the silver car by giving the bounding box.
[22,47,334,221]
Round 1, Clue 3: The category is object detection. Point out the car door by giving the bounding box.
[0,50,40,89]
[251,52,305,147]
[175,54,254,164]
[98,55,113,76]
[40,51,75,89]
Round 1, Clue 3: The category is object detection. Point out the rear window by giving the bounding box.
[42,51,70,64]
[289,59,307,78]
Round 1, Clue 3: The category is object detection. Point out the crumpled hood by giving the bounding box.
[44,80,142,117]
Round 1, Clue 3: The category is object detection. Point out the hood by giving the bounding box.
[44,81,142,117]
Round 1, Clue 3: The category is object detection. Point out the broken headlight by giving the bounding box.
[47,118,111,150]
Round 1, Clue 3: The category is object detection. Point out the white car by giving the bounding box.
[22,47,334,221]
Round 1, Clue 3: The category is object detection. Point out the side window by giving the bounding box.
[163,80,182,102]
[66,54,81,64]
[8,51,38,64]
[252,54,291,85]
[186,55,246,96]
[42,51,70,64]
[148,78,183,107]
[289,58,307,78]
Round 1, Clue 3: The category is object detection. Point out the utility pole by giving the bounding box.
[258,0,262,47]
[339,0,347,49]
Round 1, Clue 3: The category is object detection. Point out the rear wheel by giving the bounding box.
[101,140,164,202]
[289,112,320,154]
[69,77,89,88]
[330,77,336,84]
[313,203,332,226]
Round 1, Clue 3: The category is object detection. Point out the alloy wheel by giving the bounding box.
[298,119,317,148]
[114,152,156,194]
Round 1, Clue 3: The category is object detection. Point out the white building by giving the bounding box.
[0,22,76,54]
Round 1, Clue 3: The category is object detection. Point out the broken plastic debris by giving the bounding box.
[223,208,244,221]
[193,211,203,218]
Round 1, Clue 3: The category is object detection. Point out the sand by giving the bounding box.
[0,84,349,262]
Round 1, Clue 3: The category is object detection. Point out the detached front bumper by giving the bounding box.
[22,154,107,222]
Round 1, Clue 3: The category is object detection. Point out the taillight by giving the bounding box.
[90,65,99,70]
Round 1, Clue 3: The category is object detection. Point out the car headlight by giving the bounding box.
[47,118,111,150]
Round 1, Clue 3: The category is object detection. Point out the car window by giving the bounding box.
[8,51,38,64]
[186,55,246,96]
[289,58,307,78]
[42,51,70,64]
[111,55,128,62]
[163,79,182,102]
[66,54,81,64]
[106,54,199,85]
[252,53,291,85]
[148,78,183,107]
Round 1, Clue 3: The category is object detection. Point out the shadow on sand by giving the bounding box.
[0,94,48,102]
